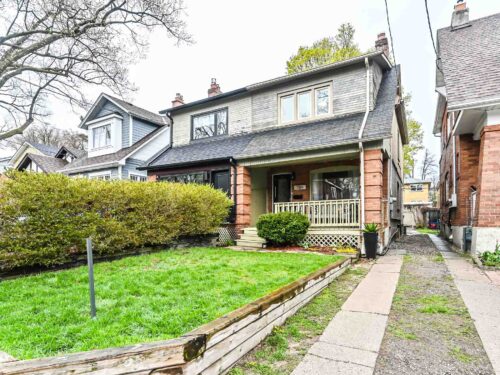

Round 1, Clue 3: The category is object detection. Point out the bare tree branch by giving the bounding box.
[0,0,191,140]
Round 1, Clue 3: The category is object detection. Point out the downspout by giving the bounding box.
[358,57,371,236]
[229,157,238,227]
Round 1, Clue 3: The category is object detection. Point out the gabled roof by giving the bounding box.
[55,145,86,159]
[59,125,169,174]
[80,93,167,128]
[21,153,68,173]
[147,67,400,170]
[160,51,392,114]
[437,13,500,110]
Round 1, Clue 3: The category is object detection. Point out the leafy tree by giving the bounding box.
[286,23,361,74]
[402,93,424,177]
[0,0,191,141]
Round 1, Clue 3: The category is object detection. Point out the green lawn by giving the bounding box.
[0,248,342,360]
[416,228,440,235]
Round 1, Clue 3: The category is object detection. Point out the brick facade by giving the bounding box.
[233,166,251,233]
[364,149,384,225]
[475,125,500,227]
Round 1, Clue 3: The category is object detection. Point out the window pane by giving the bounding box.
[311,170,359,200]
[92,125,111,148]
[193,113,215,139]
[316,87,330,115]
[216,109,228,135]
[298,91,311,119]
[281,95,294,122]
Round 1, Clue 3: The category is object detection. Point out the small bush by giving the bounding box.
[480,242,500,267]
[0,172,233,271]
[256,212,309,246]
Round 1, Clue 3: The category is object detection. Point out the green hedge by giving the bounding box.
[0,172,232,271]
[256,212,310,246]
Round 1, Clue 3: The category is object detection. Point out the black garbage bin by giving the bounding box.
[364,232,378,259]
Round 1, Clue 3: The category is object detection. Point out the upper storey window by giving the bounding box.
[279,83,332,124]
[192,108,228,140]
[92,124,111,149]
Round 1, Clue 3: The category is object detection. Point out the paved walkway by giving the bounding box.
[292,255,402,375]
[429,235,500,374]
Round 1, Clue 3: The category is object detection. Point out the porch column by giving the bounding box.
[364,149,384,241]
[233,166,251,234]
[472,125,500,252]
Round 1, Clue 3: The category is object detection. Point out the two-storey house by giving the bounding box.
[403,178,433,228]
[144,34,408,252]
[433,3,500,253]
[59,93,170,180]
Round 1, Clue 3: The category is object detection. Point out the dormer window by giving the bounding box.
[279,83,332,124]
[92,124,111,149]
[192,108,228,140]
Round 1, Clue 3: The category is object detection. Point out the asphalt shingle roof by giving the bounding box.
[105,94,167,126]
[28,153,68,173]
[437,13,500,110]
[59,126,166,173]
[148,67,399,169]
[31,143,59,157]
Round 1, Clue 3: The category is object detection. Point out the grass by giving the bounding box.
[416,295,458,314]
[0,247,342,360]
[450,346,474,363]
[433,253,445,262]
[228,266,369,375]
[416,228,440,235]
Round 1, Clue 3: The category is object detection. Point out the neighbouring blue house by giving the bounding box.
[59,93,170,180]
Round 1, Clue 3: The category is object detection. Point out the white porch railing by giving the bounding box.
[273,199,360,227]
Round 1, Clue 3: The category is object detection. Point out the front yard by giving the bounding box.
[0,247,342,360]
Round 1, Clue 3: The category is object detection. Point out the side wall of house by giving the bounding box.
[132,118,158,145]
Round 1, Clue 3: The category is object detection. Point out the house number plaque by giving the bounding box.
[294,184,306,191]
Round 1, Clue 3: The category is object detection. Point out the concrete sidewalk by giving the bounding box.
[429,235,500,374]
[292,255,402,375]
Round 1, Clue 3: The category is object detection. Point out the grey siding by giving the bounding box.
[331,66,367,116]
[370,62,384,110]
[68,167,120,179]
[123,158,147,179]
[132,118,157,145]
[95,101,131,148]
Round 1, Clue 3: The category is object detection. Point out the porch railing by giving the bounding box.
[273,199,360,227]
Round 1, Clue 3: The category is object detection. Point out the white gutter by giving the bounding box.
[358,57,371,231]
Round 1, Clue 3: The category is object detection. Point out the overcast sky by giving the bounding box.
[2,0,498,163]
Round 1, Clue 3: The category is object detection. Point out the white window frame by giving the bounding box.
[129,174,147,182]
[278,82,332,125]
[86,114,123,158]
[92,124,112,149]
[89,170,112,180]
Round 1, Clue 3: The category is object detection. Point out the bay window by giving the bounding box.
[279,83,331,123]
[192,108,228,140]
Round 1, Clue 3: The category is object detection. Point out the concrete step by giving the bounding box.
[235,240,265,249]
[240,234,265,242]
[243,227,258,234]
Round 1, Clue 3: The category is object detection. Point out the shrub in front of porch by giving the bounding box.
[257,212,310,246]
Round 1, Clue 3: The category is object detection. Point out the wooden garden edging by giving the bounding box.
[0,258,350,375]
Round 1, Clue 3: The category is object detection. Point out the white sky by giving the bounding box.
[1,0,499,163]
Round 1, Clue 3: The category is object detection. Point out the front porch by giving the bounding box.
[236,156,367,248]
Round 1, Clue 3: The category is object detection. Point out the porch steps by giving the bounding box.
[236,227,266,249]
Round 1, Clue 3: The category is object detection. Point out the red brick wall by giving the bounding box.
[455,135,480,226]
[364,149,383,225]
[475,125,500,227]
[234,166,251,233]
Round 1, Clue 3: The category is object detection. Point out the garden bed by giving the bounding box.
[0,248,343,361]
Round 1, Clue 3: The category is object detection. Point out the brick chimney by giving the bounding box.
[375,32,389,58]
[208,78,222,97]
[451,1,469,29]
[171,93,184,107]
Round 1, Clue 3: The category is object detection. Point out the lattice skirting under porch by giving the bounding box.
[218,224,239,244]
[303,228,362,248]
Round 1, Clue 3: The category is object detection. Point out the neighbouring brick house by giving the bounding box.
[143,34,408,253]
[433,3,500,253]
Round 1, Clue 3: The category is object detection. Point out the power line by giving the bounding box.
[383,0,397,66]
[425,0,438,55]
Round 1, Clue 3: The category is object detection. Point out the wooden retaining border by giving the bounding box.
[0,258,350,375]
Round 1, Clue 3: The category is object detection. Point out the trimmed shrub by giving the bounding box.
[256,212,310,246]
[0,172,232,271]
